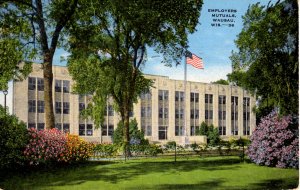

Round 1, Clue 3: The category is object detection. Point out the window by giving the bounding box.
[63,80,70,93]
[28,123,36,129]
[28,77,36,90]
[105,105,114,116]
[55,123,62,130]
[190,109,199,119]
[175,91,184,102]
[37,78,44,91]
[158,108,168,118]
[55,102,61,114]
[243,97,250,136]
[205,110,213,119]
[37,123,45,131]
[140,92,151,100]
[219,126,226,135]
[37,100,44,113]
[175,126,184,136]
[101,125,113,136]
[79,124,93,136]
[231,96,239,136]
[219,95,226,104]
[205,94,213,125]
[87,124,93,136]
[146,125,152,136]
[205,94,213,104]
[231,96,238,105]
[102,125,107,136]
[55,80,62,92]
[108,125,114,136]
[191,92,199,102]
[158,90,168,101]
[63,123,70,133]
[28,100,36,113]
[158,126,168,140]
[159,108,168,119]
[190,126,199,136]
[243,97,250,106]
[175,109,184,119]
[142,125,152,136]
[63,102,70,114]
[79,124,85,136]
[79,103,85,112]
[141,107,146,117]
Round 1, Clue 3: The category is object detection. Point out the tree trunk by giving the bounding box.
[123,107,131,157]
[43,52,55,129]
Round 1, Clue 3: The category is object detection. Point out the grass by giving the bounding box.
[0,156,298,190]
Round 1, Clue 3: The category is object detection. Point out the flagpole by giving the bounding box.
[184,54,187,145]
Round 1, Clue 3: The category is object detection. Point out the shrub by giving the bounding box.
[24,129,93,165]
[144,144,163,156]
[0,106,29,169]
[197,122,220,146]
[24,128,68,165]
[93,143,119,158]
[65,134,94,162]
[247,112,298,168]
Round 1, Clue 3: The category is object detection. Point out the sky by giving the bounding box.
[1,0,275,113]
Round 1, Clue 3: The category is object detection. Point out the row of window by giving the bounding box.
[27,123,250,138]
[28,100,70,114]
[27,123,70,133]
[157,91,251,106]
[28,77,70,93]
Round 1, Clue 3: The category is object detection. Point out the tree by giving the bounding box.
[113,118,148,145]
[0,0,80,129]
[212,79,229,85]
[197,121,220,146]
[67,0,203,155]
[227,0,298,118]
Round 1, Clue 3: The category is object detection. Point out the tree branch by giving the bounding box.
[35,0,48,52]
[50,0,78,52]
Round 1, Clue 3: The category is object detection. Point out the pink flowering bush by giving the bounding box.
[247,112,298,168]
[24,128,68,165]
[24,128,93,165]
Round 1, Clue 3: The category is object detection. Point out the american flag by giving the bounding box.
[185,51,204,69]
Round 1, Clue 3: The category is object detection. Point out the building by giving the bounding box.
[13,64,256,144]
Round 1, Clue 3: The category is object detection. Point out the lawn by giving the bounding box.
[0,156,298,190]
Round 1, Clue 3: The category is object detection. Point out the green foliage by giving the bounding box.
[228,0,298,117]
[67,0,203,149]
[164,141,177,151]
[212,79,229,85]
[1,0,82,129]
[198,121,208,135]
[0,106,29,169]
[112,119,148,145]
[93,144,120,158]
[197,122,220,146]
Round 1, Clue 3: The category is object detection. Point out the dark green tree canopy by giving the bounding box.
[228,0,298,116]
[67,0,203,125]
[1,0,81,129]
[67,0,203,154]
[212,79,229,85]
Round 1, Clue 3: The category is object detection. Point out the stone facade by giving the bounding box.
[13,64,256,144]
